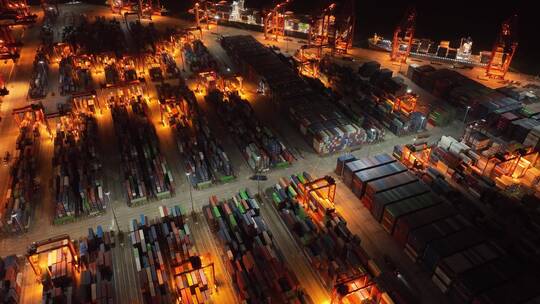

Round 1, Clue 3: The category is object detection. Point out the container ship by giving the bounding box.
[368,34,491,67]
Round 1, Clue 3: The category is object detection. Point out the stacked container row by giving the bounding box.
[52,113,105,224]
[0,255,22,303]
[110,96,174,206]
[162,81,235,187]
[268,172,371,288]
[204,191,301,303]
[0,124,40,234]
[77,226,115,303]
[130,205,211,304]
[206,90,294,172]
[220,35,366,155]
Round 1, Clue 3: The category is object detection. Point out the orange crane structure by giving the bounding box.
[486,14,518,80]
[0,0,37,25]
[109,0,161,20]
[263,0,291,41]
[0,24,21,61]
[308,0,356,55]
[190,1,217,30]
[390,6,416,63]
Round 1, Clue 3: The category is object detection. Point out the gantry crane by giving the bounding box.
[331,273,378,304]
[298,175,336,214]
[486,14,518,79]
[0,0,37,25]
[308,0,356,55]
[190,1,217,30]
[109,0,161,20]
[12,102,53,136]
[263,0,291,41]
[26,235,80,285]
[390,6,416,63]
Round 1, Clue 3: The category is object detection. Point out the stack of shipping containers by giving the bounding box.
[336,153,540,302]
[110,97,174,206]
[0,124,40,234]
[267,172,392,299]
[130,205,213,303]
[78,226,115,303]
[206,90,294,172]
[407,64,522,122]
[158,81,235,188]
[220,35,367,155]
[204,191,303,303]
[52,113,104,224]
[0,255,22,303]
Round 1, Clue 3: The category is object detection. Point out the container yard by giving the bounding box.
[157,80,235,188]
[266,172,401,304]
[0,110,43,234]
[220,35,367,155]
[52,112,105,224]
[349,140,540,302]
[204,191,306,303]
[407,65,522,121]
[206,90,295,172]
[129,205,216,304]
[183,39,218,73]
[110,93,174,206]
[24,229,116,303]
[317,59,428,136]
[2,2,540,304]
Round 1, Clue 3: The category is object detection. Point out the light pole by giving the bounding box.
[186,172,196,223]
[105,191,123,246]
[214,15,220,34]
[463,105,471,124]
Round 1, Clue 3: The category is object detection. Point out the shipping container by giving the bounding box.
[342,153,396,187]
[351,162,407,198]
[405,214,472,262]
[52,113,105,224]
[381,192,442,234]
[110,97,174,205]
[422,228,486,273]
[206,90,295,172]
[363,171,419,211]
[204,191,301,303]
[449,257,522,304]
[371,181,431,222]
[393,202,457,247]
[268,172,375,288]
[335,154,356,177]
[0,125,40,234]
[431,241,505,293]
[0,255,22,303]
[221,35,367,155]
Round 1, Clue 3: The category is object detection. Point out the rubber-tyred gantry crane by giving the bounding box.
[390,6,416,63]
[308,0,356,55]
[0,0,37,25]
[263,0,291,41]
[486,14,518,80]
[190,1,217,30]
[109,0,161,20]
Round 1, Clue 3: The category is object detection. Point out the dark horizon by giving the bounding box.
[168,0,538,75]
